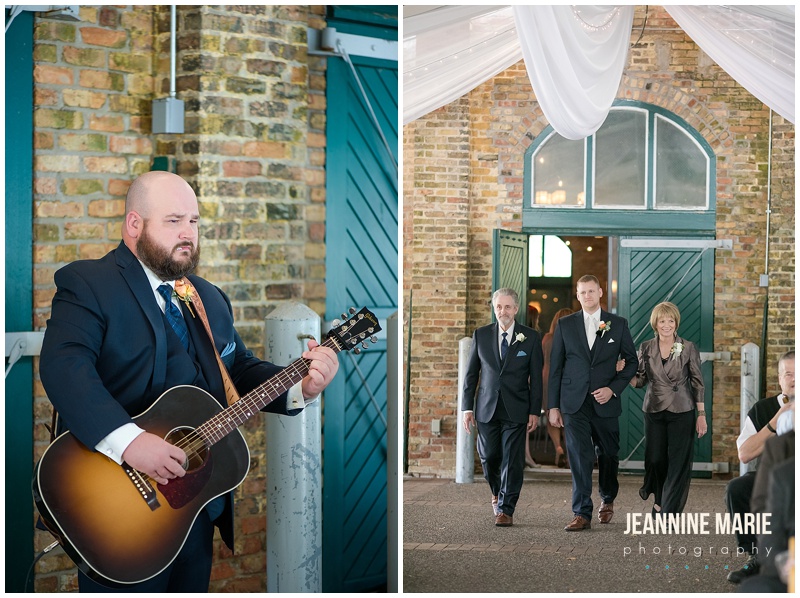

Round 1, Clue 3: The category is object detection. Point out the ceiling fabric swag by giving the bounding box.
[664,5,795,124]
[403,5,521,125]
[512,5,635,140]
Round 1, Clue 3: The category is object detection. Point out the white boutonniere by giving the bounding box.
[514,332,526,344]
[670,342,684,360]
[596,321,611,338]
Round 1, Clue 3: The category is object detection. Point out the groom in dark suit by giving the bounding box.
[462,288,543,527]
[548,275,637,531]
[39,171,339,591]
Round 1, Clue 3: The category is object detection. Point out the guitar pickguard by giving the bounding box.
[157,426,213,509]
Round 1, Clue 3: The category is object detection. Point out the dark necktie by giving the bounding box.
[501,332,508,360]
[157,283,189,350]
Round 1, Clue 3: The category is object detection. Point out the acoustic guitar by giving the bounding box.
[33,307,380,586]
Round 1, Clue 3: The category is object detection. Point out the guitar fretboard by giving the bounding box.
[196,336,342,445]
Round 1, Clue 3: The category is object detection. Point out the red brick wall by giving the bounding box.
[403,6,794,477]
[30,5,327,592]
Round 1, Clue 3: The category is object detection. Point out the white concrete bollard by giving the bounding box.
[456,336,476,483]
[264,302,322,592]
[740,342,760,476]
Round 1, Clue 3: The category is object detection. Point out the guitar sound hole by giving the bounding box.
[164,426,209,472]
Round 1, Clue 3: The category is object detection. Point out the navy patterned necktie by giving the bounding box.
[501,331,508,360]
[157,283,189,350]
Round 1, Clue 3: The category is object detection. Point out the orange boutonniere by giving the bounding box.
[596,320,612,338]
[173,278,196,318]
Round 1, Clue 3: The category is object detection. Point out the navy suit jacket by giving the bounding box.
[40,241,296,549]
[547,310,637,417]
[462,323,543,424]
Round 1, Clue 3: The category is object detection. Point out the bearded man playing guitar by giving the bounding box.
[38,171,340,591]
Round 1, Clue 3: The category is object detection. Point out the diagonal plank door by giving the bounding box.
[324,51,397,592]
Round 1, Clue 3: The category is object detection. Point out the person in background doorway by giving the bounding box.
[542,308,573,468]
[525,304,542,468]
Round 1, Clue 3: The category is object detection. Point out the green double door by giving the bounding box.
[617,238,715,472]
[494,233,715,471]
[323,18,397,593]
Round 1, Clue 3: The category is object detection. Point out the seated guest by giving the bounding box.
[725,351,794,584]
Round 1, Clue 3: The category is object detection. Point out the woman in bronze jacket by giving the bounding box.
[630,301,707,515]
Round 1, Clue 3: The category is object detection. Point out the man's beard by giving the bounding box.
[137,227,200,281]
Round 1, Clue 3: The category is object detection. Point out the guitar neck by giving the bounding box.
[197,336,341,446]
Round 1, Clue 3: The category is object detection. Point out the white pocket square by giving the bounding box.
[517,350,527,357]
[607,338,615,344]
[221,341,236,357]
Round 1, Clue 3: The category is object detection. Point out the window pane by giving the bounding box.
[594,110,647,207]
[528,235,543,277]
[543,236,572,277]
[655,116,708,208]
[532,134,585,206]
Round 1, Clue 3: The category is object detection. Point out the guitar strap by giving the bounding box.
[177,277,242,407]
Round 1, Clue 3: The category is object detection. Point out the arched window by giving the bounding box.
[523,101,715,234]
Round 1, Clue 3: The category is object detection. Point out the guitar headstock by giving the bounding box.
[327,307,381,354]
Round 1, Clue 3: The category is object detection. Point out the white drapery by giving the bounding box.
[663,5,794,124]
[513,5,634,140]
[403,6,521,125]
[403,5,795,134]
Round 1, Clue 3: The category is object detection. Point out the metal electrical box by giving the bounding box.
[152,97,184,134]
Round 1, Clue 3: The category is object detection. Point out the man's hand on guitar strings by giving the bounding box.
[121,432,187,485]
[301,339,340,399]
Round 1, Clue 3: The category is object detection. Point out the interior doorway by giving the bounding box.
[524,234,613,468]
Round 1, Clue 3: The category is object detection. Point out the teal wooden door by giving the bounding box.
[5,11,35,592]
[493,230,529,325]
[617,239,715,474]
[323,51,397,591]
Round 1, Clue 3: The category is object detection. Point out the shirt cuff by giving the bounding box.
[290,384,317,409]
[95,423,145,465]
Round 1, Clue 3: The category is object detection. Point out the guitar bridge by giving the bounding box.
[122,462,161,511]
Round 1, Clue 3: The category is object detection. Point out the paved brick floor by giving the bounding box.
[403,471,744,593]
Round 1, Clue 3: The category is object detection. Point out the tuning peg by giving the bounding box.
[332,319,341,328]
[349,307,356,314]
[361,341,368,349]
[370,336,377,343]
[341,312,347,320]
[353,347,361,355]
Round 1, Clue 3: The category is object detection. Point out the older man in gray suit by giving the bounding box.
[462,288,543,527]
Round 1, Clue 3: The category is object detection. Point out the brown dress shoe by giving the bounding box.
[495,512,513,526]
[597,502,614,523]
[598,501,614,524]
[491,495,500,516]
[564,515,591,531]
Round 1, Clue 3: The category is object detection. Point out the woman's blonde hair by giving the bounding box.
[650,301,681,333]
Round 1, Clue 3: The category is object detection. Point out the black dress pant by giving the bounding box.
[563,394,620,520]
[476,399,527,516]
[77,508,215,592]
[724,471,757,552]
[639,409,695,514]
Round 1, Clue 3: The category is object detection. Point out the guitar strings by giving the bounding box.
[162,336,342,460]
[137,322,366,483]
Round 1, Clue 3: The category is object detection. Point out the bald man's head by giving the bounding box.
[125,171,195,218]
[122,172,201,279]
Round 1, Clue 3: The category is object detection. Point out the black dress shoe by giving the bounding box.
[727,554,759,583]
